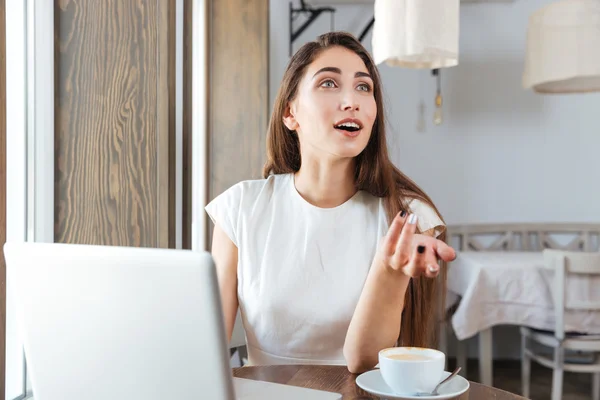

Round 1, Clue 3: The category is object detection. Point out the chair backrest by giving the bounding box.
[447,223,600,252]
[542,249,600,340]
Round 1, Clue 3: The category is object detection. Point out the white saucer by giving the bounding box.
[355,369,469,400]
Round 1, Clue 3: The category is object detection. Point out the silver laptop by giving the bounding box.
[4,242,342,400]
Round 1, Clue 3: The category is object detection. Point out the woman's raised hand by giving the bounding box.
[376,211,456,278]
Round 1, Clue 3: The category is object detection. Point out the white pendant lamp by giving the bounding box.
[523,0,600,94]
[371,0,460,69]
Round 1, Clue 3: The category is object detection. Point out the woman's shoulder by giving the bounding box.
[406,197,446,238]
[225,173,288,198]
[204,174,291,246]
[209,173,290,208]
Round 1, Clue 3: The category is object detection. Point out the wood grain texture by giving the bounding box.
[182,0,192,249]
[54,0,174,247]
[167,0,176,248]
[207,0,269,247]
[157,0,175,249]
[233,365,528,400]
[0,0,6,394]
[155,0,176,248]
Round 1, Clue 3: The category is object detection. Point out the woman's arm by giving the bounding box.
[343,254,410,373]
[343,213,455,373]
[211,224,239,342]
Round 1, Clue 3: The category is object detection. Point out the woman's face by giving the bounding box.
[284,46,377,161]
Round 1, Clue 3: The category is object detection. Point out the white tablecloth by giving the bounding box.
[447,251,600,340]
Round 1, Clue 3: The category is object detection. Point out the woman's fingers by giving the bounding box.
[420,244,441,278]
[382,213,457,277]
[434,240,457,262]
[424,261,440,278]
[389,214,418,270]
[395,214,418,256]
[381,211,407,258]
[404,242,440,278]
[401,244,424,277]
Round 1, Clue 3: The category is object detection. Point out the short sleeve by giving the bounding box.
[205,183,243,246]
[408,198,446,238]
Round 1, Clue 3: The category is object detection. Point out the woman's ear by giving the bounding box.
[283,104,299,131]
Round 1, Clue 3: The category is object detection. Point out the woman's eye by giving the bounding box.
[357,83,371,92]
[321,79,336,88]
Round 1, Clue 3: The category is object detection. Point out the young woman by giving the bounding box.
[206,31,456,374]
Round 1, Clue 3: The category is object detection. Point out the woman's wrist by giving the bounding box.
[371,256,412,292]
[372,254,411,280]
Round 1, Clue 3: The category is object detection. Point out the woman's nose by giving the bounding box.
[340,92,359,111]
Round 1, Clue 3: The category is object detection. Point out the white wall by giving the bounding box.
[271,0,600,225]
[271,0,600,359]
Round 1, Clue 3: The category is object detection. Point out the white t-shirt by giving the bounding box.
[205,173,444,366]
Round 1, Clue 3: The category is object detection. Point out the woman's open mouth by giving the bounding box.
[334,118,363,137]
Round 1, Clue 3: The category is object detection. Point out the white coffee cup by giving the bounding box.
[378,347,446,395]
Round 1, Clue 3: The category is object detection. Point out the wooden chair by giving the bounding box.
[445,223,600,383]
[520,249,600,400]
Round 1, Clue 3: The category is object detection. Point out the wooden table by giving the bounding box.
[233,365,527,399]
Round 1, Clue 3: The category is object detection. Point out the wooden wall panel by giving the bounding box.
[168,1,177,249]
[54,0,175,248]
[182,0,192,250]
[208,0,269,247]
[0,0,6,394]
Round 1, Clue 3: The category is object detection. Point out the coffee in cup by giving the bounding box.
[378,347,445,395]
[386,353,433,361]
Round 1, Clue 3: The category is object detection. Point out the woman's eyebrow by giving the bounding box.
[313,67,341,78]
[312,67,372,80]
[355,71,372,80]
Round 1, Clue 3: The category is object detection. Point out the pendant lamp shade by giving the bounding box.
[371,0,460,69]
[523,0,600,93]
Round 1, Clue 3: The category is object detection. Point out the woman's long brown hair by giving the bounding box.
[263,32,447,349]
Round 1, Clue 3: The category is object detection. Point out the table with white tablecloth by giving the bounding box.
[446,251,600,386]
